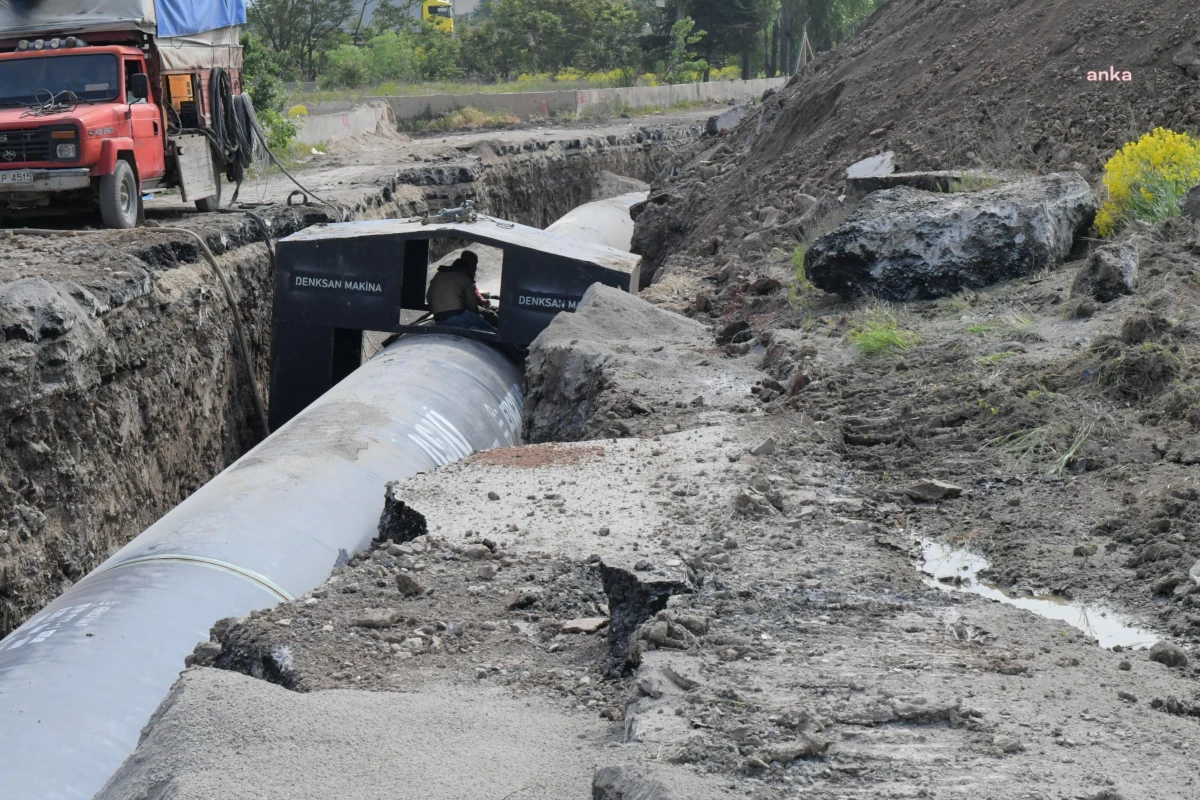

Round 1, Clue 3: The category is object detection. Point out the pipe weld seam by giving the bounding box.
[88,554,295,602]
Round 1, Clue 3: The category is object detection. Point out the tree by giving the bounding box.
[320,29,423,87]
[247,0,356,80]
[774,0,882,73]
[458,0,641,79]
[416,22,462,81]
[241,31,287,112]
[662,17,707,84]
[682,0,773,77]
[373,0,423,32]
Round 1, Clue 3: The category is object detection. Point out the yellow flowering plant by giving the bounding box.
[1095,127,1200,235]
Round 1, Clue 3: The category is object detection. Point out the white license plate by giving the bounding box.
[0,171,34,185]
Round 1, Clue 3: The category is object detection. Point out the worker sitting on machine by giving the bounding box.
[426,250,497,333]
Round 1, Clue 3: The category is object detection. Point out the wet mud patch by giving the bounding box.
[919,538,1159,649]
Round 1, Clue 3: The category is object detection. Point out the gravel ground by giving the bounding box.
[109,286,1200,799]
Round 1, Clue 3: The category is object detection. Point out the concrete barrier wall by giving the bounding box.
[575,78,786,114]
[293,78,788,143]
[294,102,396,145]
[373,90,579,121]
[369,77,788,122]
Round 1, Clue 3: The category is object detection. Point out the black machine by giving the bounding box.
[267,214,643,430]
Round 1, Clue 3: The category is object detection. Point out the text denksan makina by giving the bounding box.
[294,275,384,293]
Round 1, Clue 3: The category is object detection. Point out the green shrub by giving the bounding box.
[321,44,371,88]
[848,310,920,356]
[258,108,298,152]
[1096,127,1200,235]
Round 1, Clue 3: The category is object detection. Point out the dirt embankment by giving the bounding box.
[620,0,1200,646]
[633,0,1200,284]
[0,116,706,636]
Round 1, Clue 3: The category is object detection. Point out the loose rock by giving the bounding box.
[1148,642,1188,669]
[1070,242,1139,303]
[395,574,424,597]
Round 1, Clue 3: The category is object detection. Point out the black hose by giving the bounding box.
[248,122,346,222]
[218,206,276,272]
[208,68,258,196]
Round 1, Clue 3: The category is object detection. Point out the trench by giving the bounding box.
[0,122,701,637]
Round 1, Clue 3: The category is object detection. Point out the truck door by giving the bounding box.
[125,59,165,180]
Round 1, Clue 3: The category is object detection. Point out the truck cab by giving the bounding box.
[422,0,454,33]
[0,35,231,228]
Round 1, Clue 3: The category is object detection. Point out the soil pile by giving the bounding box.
[635,0,1200,281]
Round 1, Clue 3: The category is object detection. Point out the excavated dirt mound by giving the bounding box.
[635,0,1200,281]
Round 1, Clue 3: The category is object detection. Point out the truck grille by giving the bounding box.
[0,129,55,164]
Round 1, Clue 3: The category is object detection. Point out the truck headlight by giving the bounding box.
[56,143,77,159]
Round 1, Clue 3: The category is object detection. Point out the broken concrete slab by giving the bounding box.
[592,766,671,800]
[599,560,695,671]
[845,151,895,180]
[350,608,402,628]
[905,479,964,502]
[1071,242,1139,302]
[96,669,621,800]
[563,617,610,634]
[705,106,748,136]
[846,168,1006,196]
[523,283,759,441]
[808,172,1097,300]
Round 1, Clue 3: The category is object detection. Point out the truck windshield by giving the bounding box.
[0,53,120,106]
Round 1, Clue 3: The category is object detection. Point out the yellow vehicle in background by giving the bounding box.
[422,0,453,32]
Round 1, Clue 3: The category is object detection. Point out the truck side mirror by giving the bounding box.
[129,73,150,101]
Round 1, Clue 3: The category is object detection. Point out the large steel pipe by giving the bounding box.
[0,191,645,799]
[0,335,522,799]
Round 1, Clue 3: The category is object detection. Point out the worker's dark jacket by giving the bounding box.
[426,267,480,315]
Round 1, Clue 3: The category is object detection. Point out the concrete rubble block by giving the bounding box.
[1174,45,1200,79]
[808,173,1097,300]
[846,168,1005,196]
[599,560,695,670]
[705,106,748,136]
[183,640,222,668]
[1070,242,1139,302]
[759,734,829,764]
[904,479,963,502]
[845,151,895,180]
[592,766,671,800]
[562,617,610,634]
[523,284,715,443]
[749,436,777,456]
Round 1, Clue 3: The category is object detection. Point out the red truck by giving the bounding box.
[0,1,247,228]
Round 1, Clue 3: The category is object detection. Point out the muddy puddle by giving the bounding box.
[919,540,1159,650]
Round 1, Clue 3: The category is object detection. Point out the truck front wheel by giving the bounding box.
[99,160,140,229]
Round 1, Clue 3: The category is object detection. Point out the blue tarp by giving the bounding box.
[155,0,246,38]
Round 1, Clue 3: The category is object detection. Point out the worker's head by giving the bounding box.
[455,250,479,278]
